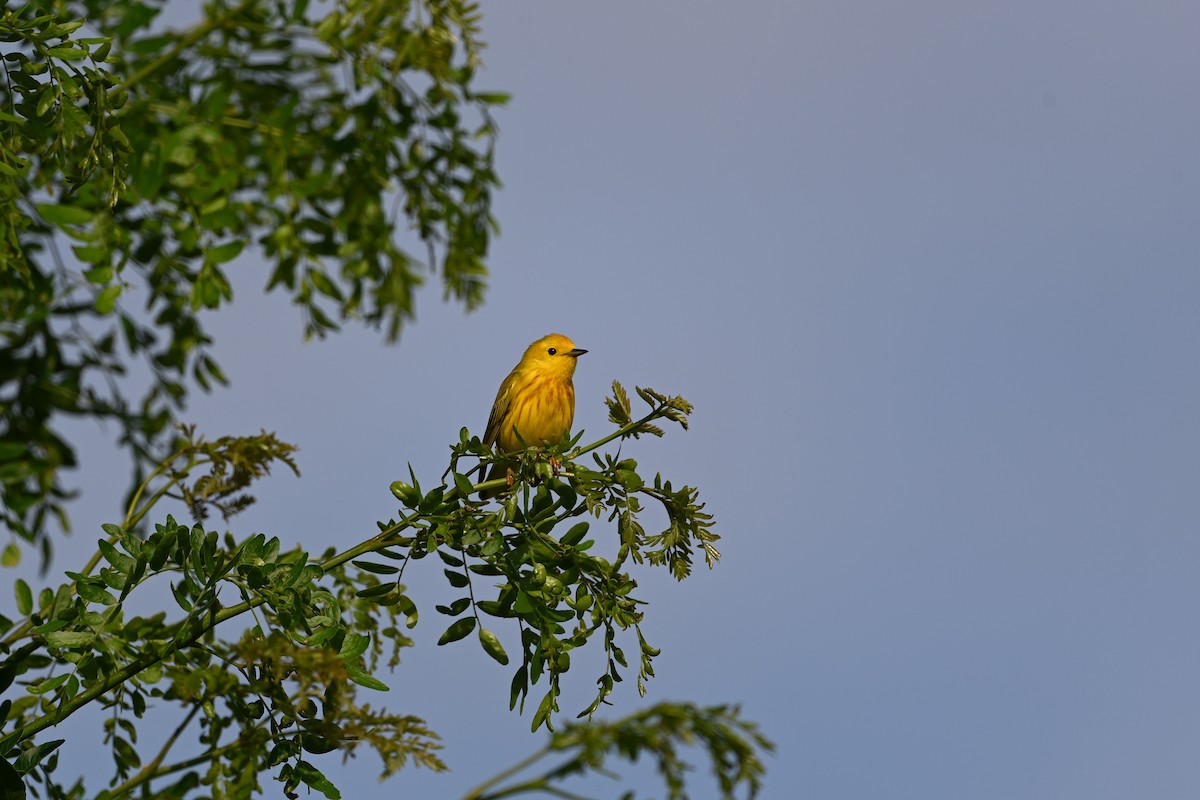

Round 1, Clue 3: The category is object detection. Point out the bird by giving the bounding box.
[481,333,587,494]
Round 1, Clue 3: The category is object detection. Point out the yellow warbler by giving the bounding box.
[482,333,587,490]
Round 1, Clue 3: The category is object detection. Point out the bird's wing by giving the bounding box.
[482,373,515,448]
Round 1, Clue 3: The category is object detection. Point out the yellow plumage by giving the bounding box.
[483,333,587,489]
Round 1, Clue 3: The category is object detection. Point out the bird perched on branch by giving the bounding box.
[482,333,587,494]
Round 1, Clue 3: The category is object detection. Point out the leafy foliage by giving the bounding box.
[0,388,768,799]
[464,703,773,800]
[0,0,505,559]
[2,3,772,798]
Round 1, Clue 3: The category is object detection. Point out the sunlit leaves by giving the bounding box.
[2,0,504,558]
[356,384,719,736]
[0,382,759,799]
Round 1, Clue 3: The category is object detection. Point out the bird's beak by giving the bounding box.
[566,348,588,358]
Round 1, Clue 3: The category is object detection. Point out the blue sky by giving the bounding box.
[30,0,1200,797]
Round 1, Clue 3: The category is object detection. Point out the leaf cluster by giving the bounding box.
[465,703,773,800]
[1,480,441,799]
[0,385,767,799]
[1,0,505,559]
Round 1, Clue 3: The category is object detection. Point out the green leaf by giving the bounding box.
[478,627,509,665]
[476,599,513,618]
[98,540,135,573]
[560,522,590,546]
[306,626,339,647]
[509,665,528,711]
[452,472,476,495]
[616,470,644,492]
[0,442,26,460]
[418,487,446,514]
[395,594,418,628]
[0,756,23,798]
[295,760,341,799]
[112,736,140,770]
[28,674,70,695]
[354,582,395,599]
[436,617,476,645]
[35,86,57,117]
[13,580,31,615]
[207,239,246,264]
[36,203,92,228]
[75,579,116,606]
[1,545,18,568]
[351,560,398,575]
[338,633,369,661]
[514,592,534,615]
[390,481,420,507]
[82,265,113,282]
[49,20,87,35]
[473,92,512,105]
[344,664,388,692]
[531,689,556,732]
[95,285,122,314]
[11,738,63,774]
[300,734,338,755]
[30,619,68,635]
[43,631,95,649]
[443,569,469,588]
[435,597,471,616]
[45,46,88,60]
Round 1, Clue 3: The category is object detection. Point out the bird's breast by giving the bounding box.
[499,377,575,453]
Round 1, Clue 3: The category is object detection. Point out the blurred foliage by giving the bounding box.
[0,0,503,560]
[464,702,773,800]
[0,389,769,799]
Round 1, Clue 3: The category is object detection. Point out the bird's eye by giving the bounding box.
[547,347,557,355]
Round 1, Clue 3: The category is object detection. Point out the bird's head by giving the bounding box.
[519,333,587,377]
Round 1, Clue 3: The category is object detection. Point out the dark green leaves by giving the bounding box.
[390,481,420,507]
[560,521,590,546]
[292,760,341,800]
[206,240,245,265]
[68,575,116,606]
[0,0,757,795]
[435,598,471,617]
[4,0,503,556]
[42,631,94,649]
[442,569,469,588]
[0,376,737,798]
[0,757,23,800]
[379,386,709,732]
[437,617,476,645]
[11,738,63,775]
